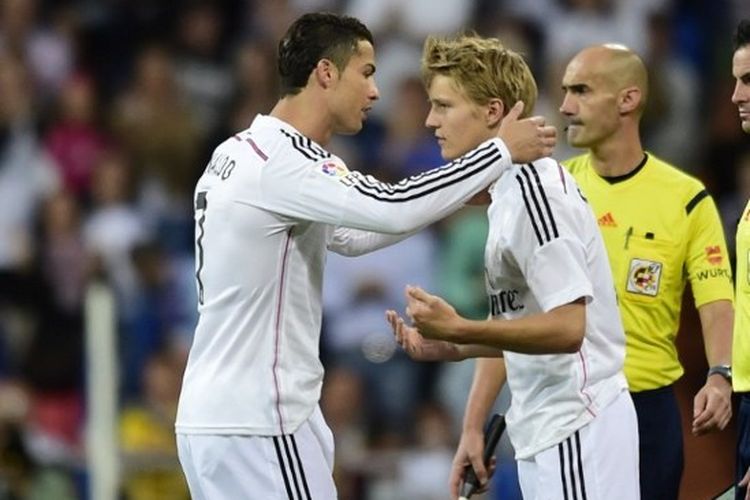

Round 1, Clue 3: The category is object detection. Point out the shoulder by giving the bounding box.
[645,153,705,191]
[645,153,711,212]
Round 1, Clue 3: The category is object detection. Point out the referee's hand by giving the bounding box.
[498,101,557,163]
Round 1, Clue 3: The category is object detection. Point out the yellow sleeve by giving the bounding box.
[684,190,734,307]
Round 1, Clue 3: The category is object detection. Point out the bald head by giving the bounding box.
[567,44,648,114]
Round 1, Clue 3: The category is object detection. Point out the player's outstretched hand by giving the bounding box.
[498,101,557,164]
[691,376,732,435]
[450,429,493,500]
[405,285,466,342]
[385,310,463,362]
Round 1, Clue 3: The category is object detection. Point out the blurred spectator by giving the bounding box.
[112,43,201,206]
[173,1,232,139]
[44,73,110,199]
[120,348,189,500]
[123,241,196,399]
[321,367,368,500]
[221,38,279,137]
[83,150,150,315]
[0,54,59,274]
[640,12,701,171]
[393,402,455,500]
[0,0,74,100]
[0,380,78,500]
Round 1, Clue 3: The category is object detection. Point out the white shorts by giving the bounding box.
[177,406,336,500]
[517,390,640,500]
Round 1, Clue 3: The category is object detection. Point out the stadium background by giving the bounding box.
[0,0,747,498]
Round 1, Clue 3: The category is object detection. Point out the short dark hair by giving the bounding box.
[277,12,373,97]
[735,19,750,51]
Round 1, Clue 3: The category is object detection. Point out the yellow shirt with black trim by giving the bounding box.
[734,200,750,392]
[565,153,733,392]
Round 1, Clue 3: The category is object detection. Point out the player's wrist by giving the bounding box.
[707,364,732,384]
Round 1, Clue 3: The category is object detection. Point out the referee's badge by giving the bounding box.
[626,258,662,296]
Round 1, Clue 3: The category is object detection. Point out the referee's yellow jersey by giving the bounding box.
[734,200,750,392]
[565,153,734,392]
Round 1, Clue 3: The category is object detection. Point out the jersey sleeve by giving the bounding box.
[684,189,734,307]
[509,165,593,312]
[248,138,512,234]
[326,226,419,256]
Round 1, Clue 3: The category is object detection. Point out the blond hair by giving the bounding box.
[421,34,537,118]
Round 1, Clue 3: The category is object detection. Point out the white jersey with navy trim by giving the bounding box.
[176,114,514,436]
[484,158,628,459]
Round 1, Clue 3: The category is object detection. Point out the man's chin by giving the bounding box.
[743,120,750,134]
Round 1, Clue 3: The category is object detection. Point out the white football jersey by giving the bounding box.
[176,114,514,436]
[484,158,628,459]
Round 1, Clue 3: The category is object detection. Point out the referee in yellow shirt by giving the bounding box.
[560,45,734,500]
[731,20,750,500]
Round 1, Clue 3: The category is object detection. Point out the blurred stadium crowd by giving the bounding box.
[0,0,749,498]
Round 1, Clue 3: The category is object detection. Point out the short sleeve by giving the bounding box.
[684,191,734,307]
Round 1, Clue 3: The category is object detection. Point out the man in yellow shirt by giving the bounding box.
[561,44,734,500]
[731,19,750,500]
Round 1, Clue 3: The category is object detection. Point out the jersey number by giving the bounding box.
[195,191,207,305]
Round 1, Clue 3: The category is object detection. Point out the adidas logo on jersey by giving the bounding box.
[597,212,617,227]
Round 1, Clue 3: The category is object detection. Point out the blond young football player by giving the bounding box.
[387,35,639,500]
[561,45,733,500]
[731,19,750,500]
[173,12,556,500]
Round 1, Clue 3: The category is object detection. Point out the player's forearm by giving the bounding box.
[328,226,419,256]
[456,301,585,354]
[457,344,505,359]
[462,358,507,433]
[698,299,733,366]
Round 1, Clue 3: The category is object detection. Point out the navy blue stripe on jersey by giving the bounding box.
[574,431,588,500]
[351,146,504,202]
[272,437,294,499]
[517,175,545,246]
[281,129,331,161]
[527,163,559,238]
[290,436,312,500]
[353,142,500,196]
[558,441,569,500]
[685,189,709,215]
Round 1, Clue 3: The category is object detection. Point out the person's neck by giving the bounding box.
[270,93,332,146]
[588,130,644,177]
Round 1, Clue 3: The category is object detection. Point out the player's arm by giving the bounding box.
[252,105,555,234]
[327,226,421,256]
[405,286,585,353]
[684,190,734,435]
[450,358,507,499]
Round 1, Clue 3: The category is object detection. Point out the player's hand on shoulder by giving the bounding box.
[498,101,557,164]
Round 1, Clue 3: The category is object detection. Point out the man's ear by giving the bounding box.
[486,98,505,127]
[618,86,642,115]
[313,59,338,89]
